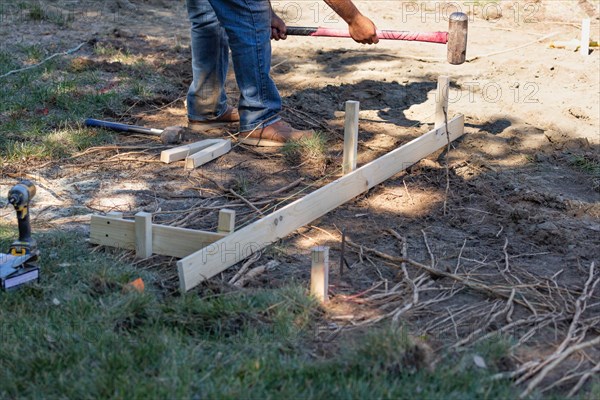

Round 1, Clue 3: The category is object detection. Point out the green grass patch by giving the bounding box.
[569,155,600,192]
[282,131,328,168]
[0,227,523,398]
[0,41,178,162]
[570,155,600,175]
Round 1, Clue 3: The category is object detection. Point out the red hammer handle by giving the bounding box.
[286,26,449,44]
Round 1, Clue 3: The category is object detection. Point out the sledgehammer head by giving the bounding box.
[160,126,185,145]
[447,12,468,65]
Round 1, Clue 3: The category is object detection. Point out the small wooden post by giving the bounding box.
[310,246,329,302]
[342,100,359,175]
[134,212,153,258]
[435,76,450,130]
[217,209,236,234]
[581,18,591,57]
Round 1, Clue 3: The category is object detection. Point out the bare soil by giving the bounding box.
[1,0,599,395]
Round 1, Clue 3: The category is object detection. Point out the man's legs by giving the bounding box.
[206,0,282,131]
[186,0,230,121]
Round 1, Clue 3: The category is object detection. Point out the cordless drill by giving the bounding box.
[8,180,38,258]
[0,180,40,290]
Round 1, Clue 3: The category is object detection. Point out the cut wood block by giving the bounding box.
[160,139,223,164]
[177,114,465,292]
[184,139,231,169]
[90,215,226,258]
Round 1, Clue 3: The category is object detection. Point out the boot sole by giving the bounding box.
[239,138,285,147]
[188,121,237,131]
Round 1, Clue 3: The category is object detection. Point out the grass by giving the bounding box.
[569,155,600,192]
[0,39,178,163]
[570,155,600,175]
[282,131,328,169]
[0,226,525,398]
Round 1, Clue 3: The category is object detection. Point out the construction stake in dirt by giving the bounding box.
[217,209,236,234]
[311,246,330,302]
[581,18,591,57]
[435,76,450,130]
[343,100,359,175]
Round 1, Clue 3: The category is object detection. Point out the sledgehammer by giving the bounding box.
[286,12,468,65]
[85,118,184,145]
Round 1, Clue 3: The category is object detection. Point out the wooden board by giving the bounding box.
[177,115,465,291]
[160,139,222,164]
[184,139,231,169]
[90,216,226,258]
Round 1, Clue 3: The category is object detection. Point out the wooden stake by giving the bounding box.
[134,212,152,259]
[435,76,450,130]
[176,115,465,292]
[581,18,591,57]
[217,209,236,234]
[342,100,359,175]
[311,246,329,302]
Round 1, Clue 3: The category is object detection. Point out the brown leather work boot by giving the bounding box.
[188,105,240,131]
[238,120,314,147]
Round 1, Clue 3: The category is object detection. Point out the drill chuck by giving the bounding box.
[8,180,36,208]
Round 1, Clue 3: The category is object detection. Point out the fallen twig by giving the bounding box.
[0,42,87,79]
[234,260,279,287]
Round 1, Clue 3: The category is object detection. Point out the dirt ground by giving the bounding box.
[1,0,599,396]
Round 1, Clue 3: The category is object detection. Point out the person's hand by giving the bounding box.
[271,12,287,40]
[348,14,378,44]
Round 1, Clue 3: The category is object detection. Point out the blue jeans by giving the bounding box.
[186,0,282,131]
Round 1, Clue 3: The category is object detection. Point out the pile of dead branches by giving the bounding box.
[333,229,599,398]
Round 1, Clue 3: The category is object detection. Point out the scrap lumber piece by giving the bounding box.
[90,215,226,258]
[160,139,222,164]
[184,139,231,169]
[177,114,465,292]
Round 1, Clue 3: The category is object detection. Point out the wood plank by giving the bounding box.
[160,139,222,164]
[177,114,465,292]
[184,139,231,169]
[135,212,153,258]
[310,246,329,302]
[106,211,123,219]
[435,76,450,130]
[217,209,236,234]
[90,216,136,250]
[342,100,359,174]
[90,216,226,258]
[152,225,226,259]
